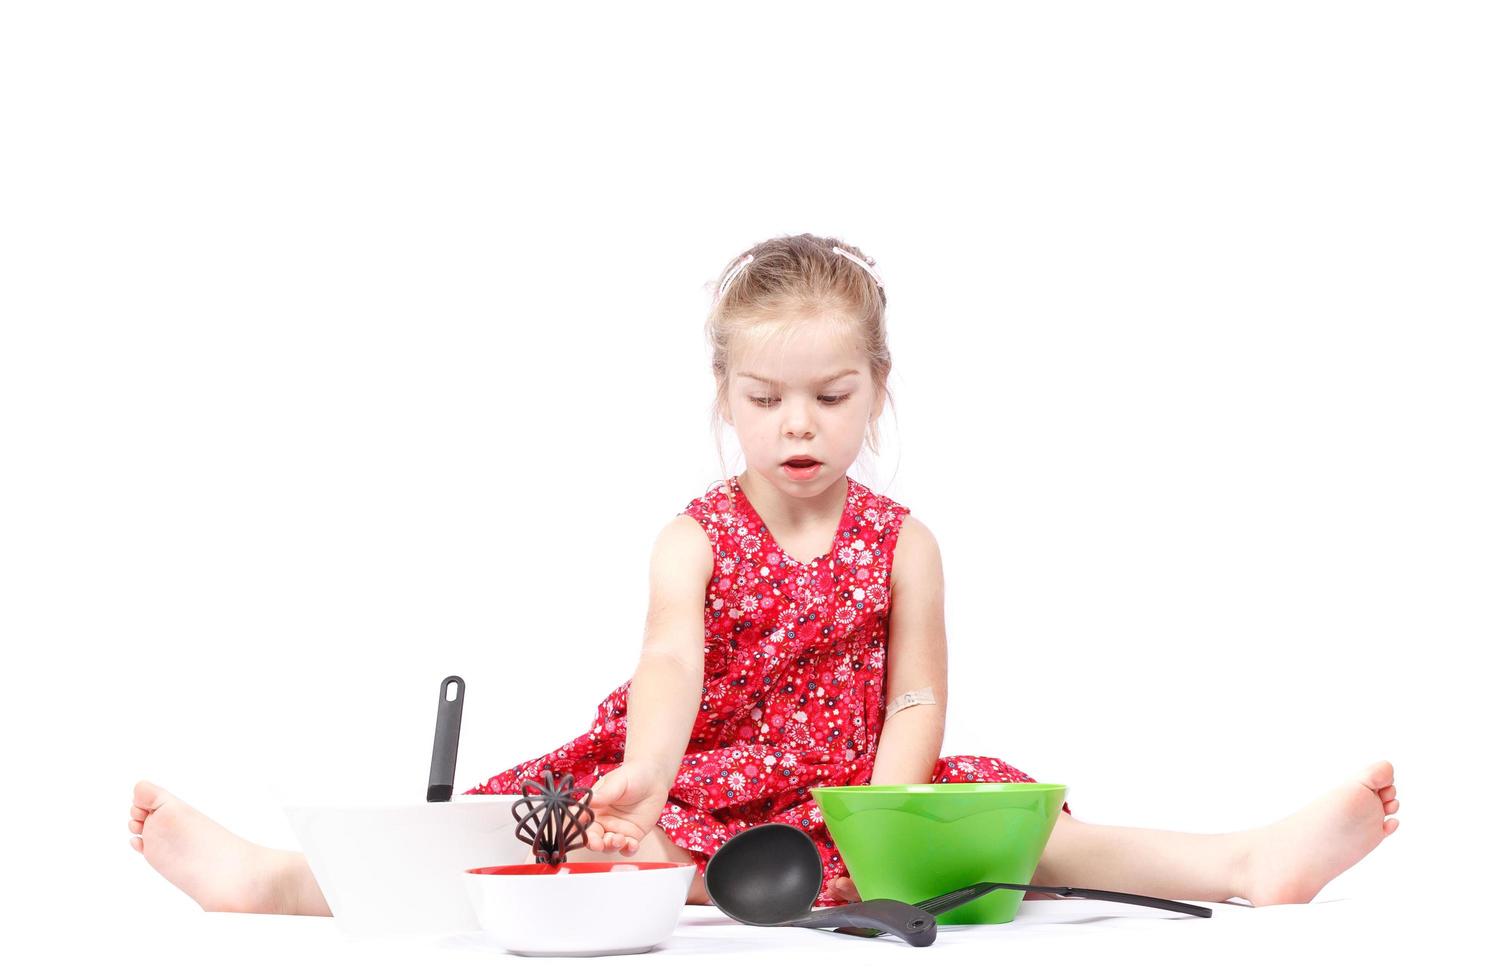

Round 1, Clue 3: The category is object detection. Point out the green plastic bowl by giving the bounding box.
[810,782,1068,925]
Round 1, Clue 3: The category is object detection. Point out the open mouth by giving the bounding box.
[782,458,822,480]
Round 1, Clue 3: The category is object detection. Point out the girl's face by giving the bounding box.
[723,316,882,500]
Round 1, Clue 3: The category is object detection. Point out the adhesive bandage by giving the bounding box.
[886,686,937,717]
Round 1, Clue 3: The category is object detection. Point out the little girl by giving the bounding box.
[129,233,1400,916]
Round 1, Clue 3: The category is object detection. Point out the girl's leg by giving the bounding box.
[277,853,331,916]
[1029,810,1249,902]
[129,781,330,916]
[1028,760,1400,906]
[129,781,709,915]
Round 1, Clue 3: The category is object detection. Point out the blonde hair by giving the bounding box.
[703,233,897,494]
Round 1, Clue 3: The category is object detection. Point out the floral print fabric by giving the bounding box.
[465,475,1069,906]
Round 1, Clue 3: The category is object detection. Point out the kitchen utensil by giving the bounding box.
[834,878,1212,937]
[704,823,937,946]
[812,782,1066,925]
[921,880,1210,918]
[465,860,697,956]
[427,675,465,802]
[286,674,533,935]
[463,768,693,955]
[511,769,596,865]
[285,794,531,936]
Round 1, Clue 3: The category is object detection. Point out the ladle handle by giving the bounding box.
[790,899,937,947]
[832,881,1212,939]
[994,882,1212,918]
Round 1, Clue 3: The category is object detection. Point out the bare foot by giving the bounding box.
[1238,760,1400,906]
[128,780,305,915]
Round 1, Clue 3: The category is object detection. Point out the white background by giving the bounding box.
[3,0,1497,965]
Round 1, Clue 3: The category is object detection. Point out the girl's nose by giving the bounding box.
[784,422,814,439]
[783,400,814,438]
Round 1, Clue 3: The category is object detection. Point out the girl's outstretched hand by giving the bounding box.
[578,759,673,857]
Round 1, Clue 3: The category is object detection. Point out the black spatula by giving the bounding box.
[427,675,465,802]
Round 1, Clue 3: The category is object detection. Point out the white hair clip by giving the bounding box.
[831,246,885,289]
[716,253,755,300]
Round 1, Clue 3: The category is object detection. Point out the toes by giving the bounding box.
[1378,786,1396,803]
[131,805,149,821]
[1384,799,1399,815]
[1384,818,1399,835]
[129,836,143,853]
[1359,760,1395,792]
[129,817,144,834]
[132,780,170,814]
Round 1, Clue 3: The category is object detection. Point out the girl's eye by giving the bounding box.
[749,395,850,407]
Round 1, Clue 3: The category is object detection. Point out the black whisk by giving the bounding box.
[511,770,596,866]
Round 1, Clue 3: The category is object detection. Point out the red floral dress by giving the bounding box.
[465,475,1070,906]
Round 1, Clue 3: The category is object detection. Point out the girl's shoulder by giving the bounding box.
[845,478,919,572]
[846,476,913,528]
[846,481,932,594]
[678,478,734,524]
[679,477,734,514]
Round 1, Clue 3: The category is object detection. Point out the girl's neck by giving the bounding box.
[735,469,850,531]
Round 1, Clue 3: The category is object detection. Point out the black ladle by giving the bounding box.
[704,823,938,947]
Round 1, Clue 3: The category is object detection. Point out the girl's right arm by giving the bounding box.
[581,515,712,854]
[621,514,714,788]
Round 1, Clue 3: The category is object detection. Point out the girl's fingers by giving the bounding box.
[601,830,638,854]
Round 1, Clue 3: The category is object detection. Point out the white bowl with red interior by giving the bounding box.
[463,859,698,956]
